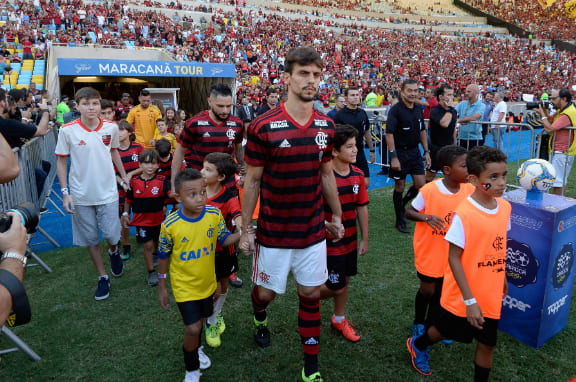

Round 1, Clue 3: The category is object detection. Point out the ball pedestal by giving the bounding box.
[501,189,576,348]
[525,189,544,206]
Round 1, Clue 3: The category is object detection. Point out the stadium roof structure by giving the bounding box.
[46,47,235,114]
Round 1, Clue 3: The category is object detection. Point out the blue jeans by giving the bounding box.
[491,127,505,152]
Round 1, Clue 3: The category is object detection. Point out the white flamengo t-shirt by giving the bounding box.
[55,118,119,206]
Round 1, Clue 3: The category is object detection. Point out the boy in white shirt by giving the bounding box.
[55,87,129,300]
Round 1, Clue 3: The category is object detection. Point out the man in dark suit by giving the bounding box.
[237,95,256,129]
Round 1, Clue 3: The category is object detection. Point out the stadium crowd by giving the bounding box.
[1,0,575,104]
[463,0,576,41]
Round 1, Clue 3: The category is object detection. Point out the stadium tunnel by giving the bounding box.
[46,47,235,115]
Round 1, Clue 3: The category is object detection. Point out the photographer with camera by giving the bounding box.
[0,211,29,327]
[539,88,576,195]
[0,88,54,149]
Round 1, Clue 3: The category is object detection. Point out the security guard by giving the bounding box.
[385,79,431,233]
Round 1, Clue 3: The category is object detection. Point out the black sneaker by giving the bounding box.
[109,249,124,277]
[95,277,110,300]
[254,317,270,348]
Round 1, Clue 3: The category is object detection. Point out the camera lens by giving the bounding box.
[0,202,40,234]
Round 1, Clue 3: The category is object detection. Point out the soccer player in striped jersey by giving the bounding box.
[115,121,143,260]
[201,152,242,348]
[158,169,240,382]
[240,46,345,382]
[122,149,170,287]
[170,84,244,190]
[321,124,369,343]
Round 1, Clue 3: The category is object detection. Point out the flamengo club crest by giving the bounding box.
[315,131,328,150]
[226,128,236,140]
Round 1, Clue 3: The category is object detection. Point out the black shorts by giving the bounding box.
[389,147,425,180]
[433,305,499,347]
[325,251,358,290]
[118,195,126,217]
[135,225,161,243]
[417,272,443,284]
[215,248,239,280]
[428,143,443,173]
[177,295,214,326]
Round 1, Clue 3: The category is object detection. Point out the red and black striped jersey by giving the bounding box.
[207,187,241,255]
[178,110,243,170]
[245,104,335,249]
[126,175,171,227]
[157,154,174,181]
[325,165,369,256]
[115,142,143,197]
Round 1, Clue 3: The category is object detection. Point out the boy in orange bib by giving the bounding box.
[405,145,473,339]
[407,146,511,382]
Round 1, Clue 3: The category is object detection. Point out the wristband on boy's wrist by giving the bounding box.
[61,187,69,195]
[463,297,477,306]
[158,273,166,279]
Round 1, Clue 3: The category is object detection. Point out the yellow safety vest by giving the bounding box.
[549,103,576,155]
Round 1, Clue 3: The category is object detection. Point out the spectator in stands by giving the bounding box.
[115,93,133,121]
[126,89,162,149]
[539,88,576,195]
[365,88,378,107]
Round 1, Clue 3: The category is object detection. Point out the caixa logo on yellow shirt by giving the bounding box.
[179,243,214,261]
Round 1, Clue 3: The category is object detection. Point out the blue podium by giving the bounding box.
[500,189,576,348]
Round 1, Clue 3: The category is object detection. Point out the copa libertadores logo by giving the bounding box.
[506,239,539,288]
[551,243,574,290]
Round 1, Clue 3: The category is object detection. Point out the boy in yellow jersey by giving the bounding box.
[158,169,240,382]
[407,146,511,382]
[405,145,474,340]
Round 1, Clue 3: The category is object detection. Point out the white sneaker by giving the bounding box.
[198,346,211,370]
[183,369,202,382]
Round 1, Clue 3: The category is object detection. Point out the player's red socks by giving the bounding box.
[251,286,269,322]
[298,294,321,376]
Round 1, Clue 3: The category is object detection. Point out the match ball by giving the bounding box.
[517,159,556,192]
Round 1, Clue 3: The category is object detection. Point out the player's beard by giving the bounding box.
[212,111,230,123]
[294,87,317,103]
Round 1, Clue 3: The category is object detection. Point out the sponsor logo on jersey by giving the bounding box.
[78,140,87,146]
[270,120,289,129]
[202,132,211,137]
[315,119,328,127]
[279,139,291,148]
[198,120,210,126]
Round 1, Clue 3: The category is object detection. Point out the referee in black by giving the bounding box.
[426,84,458,182]
[385,79,431,233]
[334,87,375,188]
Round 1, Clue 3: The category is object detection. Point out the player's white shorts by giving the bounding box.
[551,152,574,187]
[252,240,328,294]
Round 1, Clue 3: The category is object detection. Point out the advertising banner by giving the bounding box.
[500,190,576,348]
[57,59,235,78]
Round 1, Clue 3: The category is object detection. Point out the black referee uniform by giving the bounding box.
[428,104,457,173]
[334,106,371,179]
[385,98,427,232]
